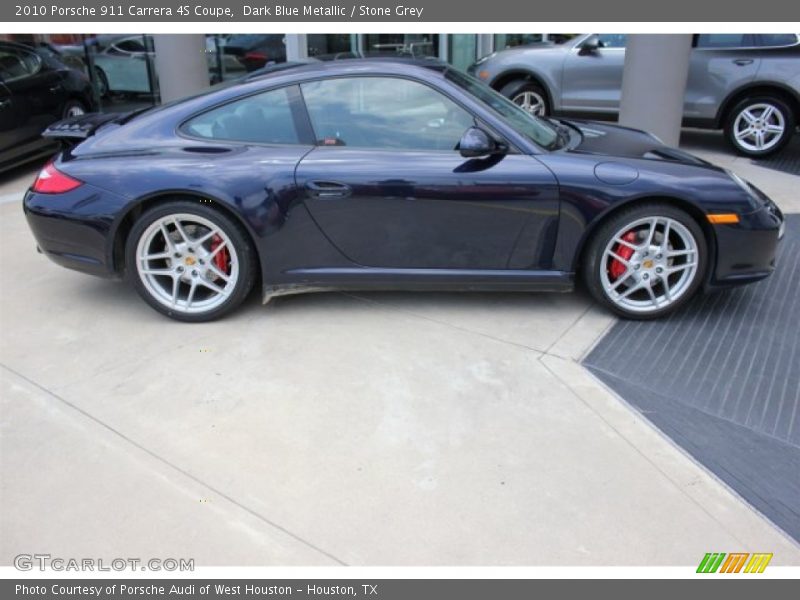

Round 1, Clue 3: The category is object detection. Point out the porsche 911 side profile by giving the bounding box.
[24,60,785,322]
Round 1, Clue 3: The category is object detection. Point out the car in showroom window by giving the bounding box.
[24,60,785,323]
[468,33,800,156]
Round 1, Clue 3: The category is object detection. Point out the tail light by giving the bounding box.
[243,51,267,64]
[32,161,83,194]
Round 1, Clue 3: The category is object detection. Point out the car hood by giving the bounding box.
[560,118,712,167]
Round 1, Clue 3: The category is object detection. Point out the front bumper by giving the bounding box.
[23,184,127,278]
[710,198,785,288]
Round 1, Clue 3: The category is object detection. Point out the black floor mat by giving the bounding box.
[584,214,800,541]
[751,137,800,176]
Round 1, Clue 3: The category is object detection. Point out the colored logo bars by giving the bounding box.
[697,553,773,573]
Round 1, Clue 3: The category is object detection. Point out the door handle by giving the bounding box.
[48,85,62,93]
[305,181,352,199]
[0,99,10,110]
[733,59,754,66]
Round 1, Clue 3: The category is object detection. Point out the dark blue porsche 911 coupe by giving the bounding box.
[24,60,785,322]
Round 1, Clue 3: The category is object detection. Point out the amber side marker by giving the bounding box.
[707,213,740,224]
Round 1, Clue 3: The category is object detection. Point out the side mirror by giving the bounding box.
[578,36,600,56]
[459,127,502,158]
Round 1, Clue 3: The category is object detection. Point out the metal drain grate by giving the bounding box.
[584,215,800,541]
[751,137,800,176]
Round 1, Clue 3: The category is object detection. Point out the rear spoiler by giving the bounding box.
[42,111,132,142]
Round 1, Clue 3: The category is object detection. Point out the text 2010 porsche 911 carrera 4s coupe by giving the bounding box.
[24,60,785,322]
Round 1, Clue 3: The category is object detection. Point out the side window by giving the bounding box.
[182,87,301,145]
[758,34,798,48]
[696,34,755,48]
[597,34,627,49]
[0,48,41,82]
[300,77,475,152]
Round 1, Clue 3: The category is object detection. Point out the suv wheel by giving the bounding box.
[499,80,549,116]
[725,96,795,157]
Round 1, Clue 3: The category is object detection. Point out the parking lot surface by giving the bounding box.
[2,131,799,565]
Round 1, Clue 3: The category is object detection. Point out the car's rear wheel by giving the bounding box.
[583,203,707,319]
[725,95,795,157]
[499,80,549,116]
[125,201,257,322]
[62,100,87,118]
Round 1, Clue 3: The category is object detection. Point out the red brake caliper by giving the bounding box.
[210,234,230,276]
[609,231,637,279]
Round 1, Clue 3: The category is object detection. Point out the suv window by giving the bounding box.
[0,47,41,82]
[182,87,301,145]
[696,34,755,48]
[300,76,475,151]
[758,34,798,47]
[597,34,627,49]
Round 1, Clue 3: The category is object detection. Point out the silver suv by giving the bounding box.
[468,34,800,156]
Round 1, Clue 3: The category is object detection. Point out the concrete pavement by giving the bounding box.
[1,131,799,566]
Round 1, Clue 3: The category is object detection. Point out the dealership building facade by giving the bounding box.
[2,32,693,145]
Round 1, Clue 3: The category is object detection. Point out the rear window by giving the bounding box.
[0,47,42,81]
[181,86,301,145]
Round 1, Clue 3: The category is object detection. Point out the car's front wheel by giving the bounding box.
[583,203,707,319]
[125,201,257,322]
[725,96,795,157]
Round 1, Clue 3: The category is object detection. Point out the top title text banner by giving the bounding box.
[3,0,795,22]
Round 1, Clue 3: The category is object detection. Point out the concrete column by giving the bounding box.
[152,34,209,103]
[618,34,692,147]
[476,34,494,59]
[285,34,308,61]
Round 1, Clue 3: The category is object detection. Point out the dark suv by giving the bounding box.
[0,41,95,172]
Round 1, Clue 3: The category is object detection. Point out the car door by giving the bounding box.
[295,76,559,270]
[560,34,627,114]
[0,45,61,162]
[684,34,762,121]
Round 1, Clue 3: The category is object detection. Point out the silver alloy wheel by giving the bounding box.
[65,104,85,117]
[600,216,699,314]
[733,103,785,152]
[512,90,546,116]
[135,213,239,315]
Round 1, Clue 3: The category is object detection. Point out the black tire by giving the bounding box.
[582,202,708,320]
[125,200,258,322]
[498,79,550,116]
[62,99,87,119]
[724,95,795,157]
[94,67,110,99]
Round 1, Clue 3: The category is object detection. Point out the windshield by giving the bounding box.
[445,69,559,150]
